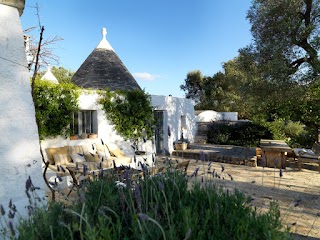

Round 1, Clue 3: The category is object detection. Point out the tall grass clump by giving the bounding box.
[11,171,290,239]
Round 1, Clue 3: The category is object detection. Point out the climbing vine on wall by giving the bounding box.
[33,79,80,139]
[99,89,154,143]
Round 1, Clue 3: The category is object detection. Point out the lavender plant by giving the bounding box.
[4,165,290,239]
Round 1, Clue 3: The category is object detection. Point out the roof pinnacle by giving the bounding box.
[96,27,113,51]
[102,27,107,39]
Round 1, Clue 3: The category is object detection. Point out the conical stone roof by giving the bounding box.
[71,28,141,91]
[41,65,59,84]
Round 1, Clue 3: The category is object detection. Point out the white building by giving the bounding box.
[0,0,43,215]
[41,27,196,164]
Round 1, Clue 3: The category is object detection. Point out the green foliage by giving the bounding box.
[33,79,79,139]
[180,70,205,104]
[247,0,320,79]
[99,89,154,142]
[183,1,320,144]
[260,119,311,147]
[207,122,272,147]
[51,66,75,83]
[15,172,290,239]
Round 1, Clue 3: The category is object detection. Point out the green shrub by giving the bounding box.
[99,89,154,145]
[33,80,80,139]
[207,122,272,147]
[14,171,290,240]
[261,118,311,147]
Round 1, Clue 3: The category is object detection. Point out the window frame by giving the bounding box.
[71,110,98,136]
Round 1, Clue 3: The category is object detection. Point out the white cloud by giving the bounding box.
[132,72,159,81]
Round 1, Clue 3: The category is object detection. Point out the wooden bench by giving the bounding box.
[293,142,320,172]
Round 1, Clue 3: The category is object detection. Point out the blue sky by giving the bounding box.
[21,0,253,97]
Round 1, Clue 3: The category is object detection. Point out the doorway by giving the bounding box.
[154,110,168,154]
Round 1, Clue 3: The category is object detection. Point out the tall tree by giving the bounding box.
[51,67,74,83]
[247,0,320,82]
[180,70,204,103]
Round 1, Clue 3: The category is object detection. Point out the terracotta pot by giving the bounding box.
[70,135,78,140]
[175,143,188,150]
[89,133,97,139]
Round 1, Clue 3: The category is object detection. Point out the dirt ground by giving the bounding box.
[184,159,320,239]
[51,155,319,239]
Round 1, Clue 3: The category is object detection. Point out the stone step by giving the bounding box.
[194,136,207,144]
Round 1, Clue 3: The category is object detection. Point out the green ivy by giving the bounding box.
[33,80,80,139]
[99,89,154,143]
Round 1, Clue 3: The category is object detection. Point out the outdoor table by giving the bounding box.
[260,139,292,169]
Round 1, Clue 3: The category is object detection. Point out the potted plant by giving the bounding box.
[88,133,97,139]
[174,127,189,150]
[70,135,78,140]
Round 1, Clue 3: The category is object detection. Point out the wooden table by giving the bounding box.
[260,139,292,169]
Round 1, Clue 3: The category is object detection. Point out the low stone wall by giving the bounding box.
[172,144,257,167]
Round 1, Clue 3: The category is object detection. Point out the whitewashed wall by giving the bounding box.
[41,92,154,160]
[0,3,43,216]
[151,95,196,154]
[196,110,238,122]
[42,93,196,159]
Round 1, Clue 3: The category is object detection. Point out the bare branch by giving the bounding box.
[23,26,37,33]
[31,26,45,100]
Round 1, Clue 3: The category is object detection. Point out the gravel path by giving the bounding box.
[182,159,320,239]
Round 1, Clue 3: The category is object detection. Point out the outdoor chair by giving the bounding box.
[174,159,190,173]
[293,142,320,172]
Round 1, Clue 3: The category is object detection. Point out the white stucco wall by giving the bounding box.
[196,110,238,122]
[41,92,154,160]
[41,93,196,161]
[0,4,43,215]
[151,95,196,154]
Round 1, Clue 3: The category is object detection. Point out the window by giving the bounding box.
[71,110,98,136]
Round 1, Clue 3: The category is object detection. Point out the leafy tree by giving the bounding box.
[33,79,79,139]
[180,70,205,103]
[245,0,320,142]
[247,0,320,82]
[51,67,74,83]
[201,72,238,112]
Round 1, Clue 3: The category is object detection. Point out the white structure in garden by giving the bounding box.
[0,0,43,214]
[41,65,59,84]
[41,28,196,158]
[195,110,238,122]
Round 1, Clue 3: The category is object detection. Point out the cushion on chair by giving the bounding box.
[81,144,95,155]
[85,153,101,162]
[70,154,87,163]
[46,146,69,165]
[294,148,320,159]
[97,150,111,160]
[69,146,84,155]
[110,149,126,158]
[105,142,119,151]
[53,154,69,165]
[101,160,112,168]
[95,144,111,158]
[115,156,132,164]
